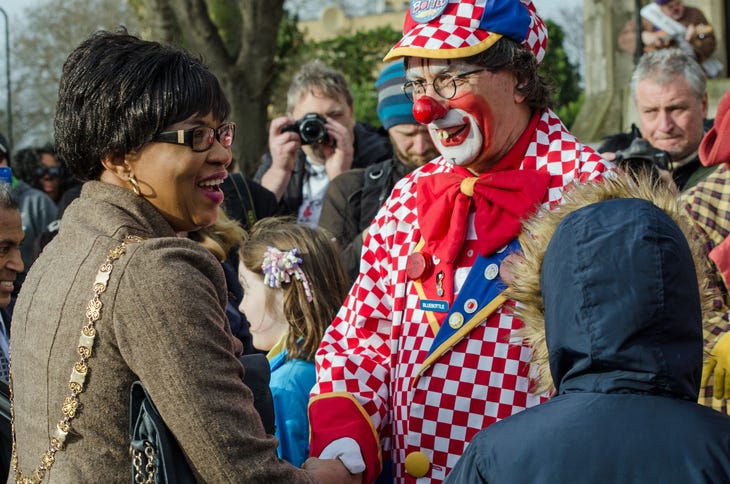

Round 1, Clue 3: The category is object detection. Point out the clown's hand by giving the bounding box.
[701,332,730,400]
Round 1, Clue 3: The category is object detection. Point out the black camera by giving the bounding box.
[281,113,330,145]
[614,138,670,176]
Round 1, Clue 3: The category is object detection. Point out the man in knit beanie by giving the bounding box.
[319,61,437,284]
[681,87,730,415]
[309,1,613,482]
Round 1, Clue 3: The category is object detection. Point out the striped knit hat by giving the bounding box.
[383,0,547,64]
[375,61,416,130]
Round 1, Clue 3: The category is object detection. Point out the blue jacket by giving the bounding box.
[268,348,316,468]
[447,198,730,483]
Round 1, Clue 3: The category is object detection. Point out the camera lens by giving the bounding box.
[300,120,324,141]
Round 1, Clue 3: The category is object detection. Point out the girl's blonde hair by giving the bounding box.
[238,217,349,361]
[190,207,247,263]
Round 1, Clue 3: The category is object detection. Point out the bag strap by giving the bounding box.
[9,235,144,483]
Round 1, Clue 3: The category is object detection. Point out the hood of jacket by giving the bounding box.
[543,197,702,400]
[506,175,708,401]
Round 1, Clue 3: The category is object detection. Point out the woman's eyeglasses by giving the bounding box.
[151,122,236,152]
[35,166,61,180]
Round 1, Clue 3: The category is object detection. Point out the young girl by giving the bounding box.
[238,217,349,467]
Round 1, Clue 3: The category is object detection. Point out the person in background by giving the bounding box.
[13,145,80,206]
[9,29,353,483]
[618,0,716,70]
[255,60,392,226]
[320,61,439,283]
[0,182,24,482]
[13,145,82,266]
[308,1,613,482]
[598,48,714,191]
[447,175,730,483]
[681,88,730,415]
[238,217,349,467]
[0,134,57,279]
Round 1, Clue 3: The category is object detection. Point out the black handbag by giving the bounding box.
[129,354,275,483]
[129,381,195,484]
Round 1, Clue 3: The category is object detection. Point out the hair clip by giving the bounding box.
[261,247,313,302]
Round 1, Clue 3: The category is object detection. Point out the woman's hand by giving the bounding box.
[302,457,362,483]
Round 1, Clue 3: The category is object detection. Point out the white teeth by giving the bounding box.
[438,131,449,140]
[198,178,223,187]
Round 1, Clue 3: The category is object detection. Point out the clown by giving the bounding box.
[308,1,614,483]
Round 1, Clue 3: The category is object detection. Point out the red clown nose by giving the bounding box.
[413,96,447,124]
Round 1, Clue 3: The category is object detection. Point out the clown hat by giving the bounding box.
[383,0,548,64]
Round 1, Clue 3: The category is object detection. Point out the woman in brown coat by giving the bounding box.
[7,30,354,483]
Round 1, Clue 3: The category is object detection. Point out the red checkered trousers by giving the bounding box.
[309,109,613,483]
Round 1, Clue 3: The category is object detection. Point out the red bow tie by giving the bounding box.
[417,168,550,263]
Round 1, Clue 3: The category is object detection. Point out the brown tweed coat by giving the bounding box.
[9,181,314,482]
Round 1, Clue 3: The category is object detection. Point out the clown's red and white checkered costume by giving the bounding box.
[309,109,613,483]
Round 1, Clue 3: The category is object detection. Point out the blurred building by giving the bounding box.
[285,0,407,40]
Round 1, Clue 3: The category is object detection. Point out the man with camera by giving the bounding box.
[599,48,715,191]
[255,60,392,226]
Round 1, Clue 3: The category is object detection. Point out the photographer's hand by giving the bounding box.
[261,116,301,201]
[323,117,355,181]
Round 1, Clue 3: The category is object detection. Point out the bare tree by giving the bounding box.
[130,0,286,173]
[9,0,139,151]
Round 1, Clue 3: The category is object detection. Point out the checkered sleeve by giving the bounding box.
[309,204,397,477]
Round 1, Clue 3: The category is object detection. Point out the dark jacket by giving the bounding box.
[220,173,278,353]
[597,122,716,191]
[319,155,413,283]
[254,122,392,216]
[447,198,730,484]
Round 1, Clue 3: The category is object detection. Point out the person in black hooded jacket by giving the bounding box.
[446,175,730,484]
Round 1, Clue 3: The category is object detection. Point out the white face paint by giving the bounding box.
[405,59,485,167]
[429,108,483,166]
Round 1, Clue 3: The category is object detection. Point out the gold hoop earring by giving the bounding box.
[128,174,141,196]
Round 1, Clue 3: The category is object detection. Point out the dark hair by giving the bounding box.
[464,37,552,111]
[55,29,231,181]
[13,145,57,185]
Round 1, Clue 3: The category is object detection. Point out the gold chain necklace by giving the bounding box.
[9,235,144,483]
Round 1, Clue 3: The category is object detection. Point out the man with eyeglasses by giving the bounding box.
[307,1,613,483]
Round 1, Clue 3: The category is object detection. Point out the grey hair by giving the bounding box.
[0,182,17,211]
[630,48,706,101]
[286,60,353,113]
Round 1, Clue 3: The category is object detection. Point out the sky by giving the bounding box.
[532,0,583,21]
[0,1,25,23]
[0,0,583,25]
